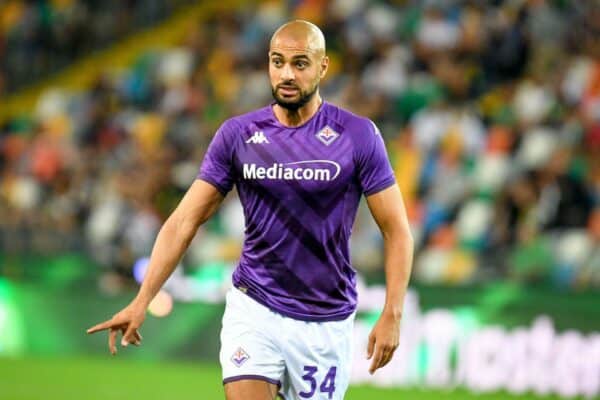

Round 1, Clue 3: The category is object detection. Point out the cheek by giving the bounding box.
[310,71,321,88]
[314,71,322,84]
[299,70,320,88]
[268,65,278,83]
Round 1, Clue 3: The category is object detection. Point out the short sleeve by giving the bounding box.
[197,120,237,196]
[356,120,396,196]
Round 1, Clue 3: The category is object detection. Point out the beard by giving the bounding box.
[271,82,319,111]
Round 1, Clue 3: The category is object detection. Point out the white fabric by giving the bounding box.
[220,288,355,400]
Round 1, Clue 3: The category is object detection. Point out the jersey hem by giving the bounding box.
[223,374,281,388]
[364,177,396,196]
[197,175,230,197]
[243,288,356,322]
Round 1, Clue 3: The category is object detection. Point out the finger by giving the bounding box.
[130,329,141,346]
[376,348,392,371]
[121,324,138,347]
[87,320,115,334]
[378,349,393,369]
[366,335,375,359]
[380,346,397,368]
[109,328,118,355]
[369,345,385,374]
[373,347,388,372]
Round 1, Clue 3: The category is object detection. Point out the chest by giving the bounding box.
[232,127,355,196]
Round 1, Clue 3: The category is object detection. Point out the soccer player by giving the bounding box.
[87,20,414,400]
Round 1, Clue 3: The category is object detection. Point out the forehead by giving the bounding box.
[269,36,320,58]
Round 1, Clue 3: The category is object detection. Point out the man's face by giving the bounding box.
[269,38,327,110]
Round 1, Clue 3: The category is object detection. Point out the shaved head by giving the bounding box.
[270,20,326,58]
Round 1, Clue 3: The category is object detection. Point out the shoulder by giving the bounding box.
[224,105,272,131]
[213,106,268,144]
[323,102,378,138]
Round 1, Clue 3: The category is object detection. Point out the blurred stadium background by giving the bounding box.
[0,0,599,399]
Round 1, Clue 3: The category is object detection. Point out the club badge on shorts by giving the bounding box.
[231,347,250,367]
[316,125,340,146]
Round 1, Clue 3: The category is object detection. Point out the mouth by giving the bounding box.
[277,86,299,97]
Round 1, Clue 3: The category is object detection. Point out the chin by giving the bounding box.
[278,104,302,111]
[275,97,303,111]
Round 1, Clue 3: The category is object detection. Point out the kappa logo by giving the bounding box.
[316,125,339,146]
[246,131,269,144]
[231,347,250,367]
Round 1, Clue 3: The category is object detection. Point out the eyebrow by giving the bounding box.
[270,52,311,61]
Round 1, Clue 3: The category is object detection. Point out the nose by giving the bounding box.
[281,63,295,81]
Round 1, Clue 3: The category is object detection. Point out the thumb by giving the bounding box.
[366,334,375,359]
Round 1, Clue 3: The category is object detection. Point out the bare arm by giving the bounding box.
[364,184,414,374]
[87,179,224,354]
[135,179,224,306]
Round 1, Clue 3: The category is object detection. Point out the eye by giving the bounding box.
[295,61,308,69]
[272,58,283,67]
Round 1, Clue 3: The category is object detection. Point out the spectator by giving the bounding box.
[1,0,599,291]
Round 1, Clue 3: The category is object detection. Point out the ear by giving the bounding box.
[320,56,329,79]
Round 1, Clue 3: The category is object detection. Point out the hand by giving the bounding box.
[86,301,147,355]
[366,311,401,374]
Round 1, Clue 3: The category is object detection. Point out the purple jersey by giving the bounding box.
[198,101,395,321]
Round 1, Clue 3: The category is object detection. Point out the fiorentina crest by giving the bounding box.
[231,347,250,367]
[316,125,340,146]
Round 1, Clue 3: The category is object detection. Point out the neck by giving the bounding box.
[273,93,322,127]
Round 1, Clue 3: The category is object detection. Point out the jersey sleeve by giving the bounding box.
[356,120,396,196]
[197,119,237,196]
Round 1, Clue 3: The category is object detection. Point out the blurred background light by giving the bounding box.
[148,290,173,318]
[0,278,25,356]
[133,257,150,284]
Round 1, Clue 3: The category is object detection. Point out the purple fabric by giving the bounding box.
[222,374,281,387]
[198,101,395,321]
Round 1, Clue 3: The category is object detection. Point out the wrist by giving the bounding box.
[382,306,402,322]
[134,291,153,308]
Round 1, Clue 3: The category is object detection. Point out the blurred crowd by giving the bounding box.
[0,0,193,95]
[1,0,599,290]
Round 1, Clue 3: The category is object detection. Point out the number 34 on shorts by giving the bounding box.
[298,365,337,399]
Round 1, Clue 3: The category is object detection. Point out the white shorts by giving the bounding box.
[220,288,355,400]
